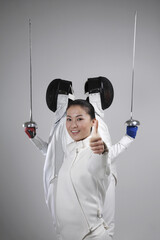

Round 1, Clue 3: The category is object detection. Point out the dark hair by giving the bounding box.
[67,99,95,120]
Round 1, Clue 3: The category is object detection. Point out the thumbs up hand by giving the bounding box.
[90,119,108,154]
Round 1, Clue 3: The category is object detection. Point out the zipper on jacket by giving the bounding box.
[70,148,92,232]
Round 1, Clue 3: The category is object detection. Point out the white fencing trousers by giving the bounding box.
[83,224,112,240]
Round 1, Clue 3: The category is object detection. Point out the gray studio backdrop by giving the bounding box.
[1,0,160,240]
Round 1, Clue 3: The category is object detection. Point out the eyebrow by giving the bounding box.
[67,114,83,118]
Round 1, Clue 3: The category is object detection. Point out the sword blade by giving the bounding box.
[125,11,140,126]
[130,11,137,119]
[23,19,37,128]
[29,19,33,122]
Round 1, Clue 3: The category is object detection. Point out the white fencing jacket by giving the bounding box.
[31,115,133,239]
[55,136,111,240]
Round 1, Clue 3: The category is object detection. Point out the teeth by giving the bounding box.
[71,131,79,133]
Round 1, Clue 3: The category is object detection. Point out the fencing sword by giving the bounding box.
[23,19,37,129]
[125,11,140,126]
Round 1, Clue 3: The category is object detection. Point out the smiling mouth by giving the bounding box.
[71,130,80,134]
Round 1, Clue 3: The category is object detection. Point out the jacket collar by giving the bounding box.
[67,135,91,153]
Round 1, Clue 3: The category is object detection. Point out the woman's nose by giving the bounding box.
[71,120,78,128]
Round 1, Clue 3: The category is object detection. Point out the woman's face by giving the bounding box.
[66,105,95,141]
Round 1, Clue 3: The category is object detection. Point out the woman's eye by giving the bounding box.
[67,118,71,122]
[77,118,83,121]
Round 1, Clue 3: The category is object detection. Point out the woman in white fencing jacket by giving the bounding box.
[25,99,136,240]
[24,79,138,239]
[55,99,112,240]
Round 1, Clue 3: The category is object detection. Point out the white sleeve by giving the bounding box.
[108,135,134,164]
[97,115,134,161]
[30,123,55,156]
[30,136,48,156]
[30,119,58,156]
[96,115,112,148]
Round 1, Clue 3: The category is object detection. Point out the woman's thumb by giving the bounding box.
[92,119,99,136]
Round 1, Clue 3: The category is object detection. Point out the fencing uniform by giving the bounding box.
[30,94,134,239]
[55,136,111,240]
